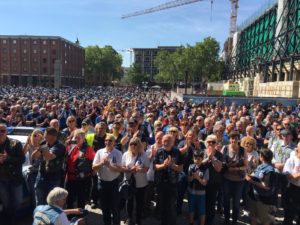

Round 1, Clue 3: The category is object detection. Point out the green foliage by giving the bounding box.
[126,63,148,85]
[154,37,223,86]
[85,45,123,86]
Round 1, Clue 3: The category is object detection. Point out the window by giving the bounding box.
[65,60,67,64]
[43,58,47,63]
[42,49,47,54]
[2,48,7,53]
[33,58,38,62]
[33,40,37,45]
[2,40,7,44]
[13,58,17,62]
[43,67,47,73]
[33,67,38,72]
[23,58,27,62]
[13,67,17,72]
[42,40,47,45]
[13,40,17,44]
[23,67,27,72]
[12,49,17,54]
[23,49,27,54]
[33,49,38,54]
[52,40,56,45]
[52,58,57,63]
[23,40,27,45]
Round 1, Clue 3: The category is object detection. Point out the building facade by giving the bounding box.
[132,46,179,80]
[225,0,300,98]
[0,35,85,88]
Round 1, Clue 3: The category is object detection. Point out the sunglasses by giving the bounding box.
[130,143,137,146]
[207,140,216,144]
[245,142,254,146]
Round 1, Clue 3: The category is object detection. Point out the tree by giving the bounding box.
[126,63,148,85]
[154,37,223,88]
[85,45,123,86]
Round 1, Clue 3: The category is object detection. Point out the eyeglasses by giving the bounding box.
[0,129,6,133]
[207,140,216,144]
[276,128,283,131]
[130,143,137,146]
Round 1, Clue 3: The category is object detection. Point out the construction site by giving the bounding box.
[122,0,300,98]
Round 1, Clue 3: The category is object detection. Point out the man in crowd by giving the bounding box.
[0,123,25,225]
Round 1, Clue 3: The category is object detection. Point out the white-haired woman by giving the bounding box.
[33,187,85,225]
[201,134,223,225]
[121,137,150,225]
[65,129,95,209]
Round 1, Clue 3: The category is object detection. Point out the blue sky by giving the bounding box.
[0,0,270,67]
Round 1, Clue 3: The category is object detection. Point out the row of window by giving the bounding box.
[2,39,75,49]
[2,48,57,54]
[1,58,56,63]
[2,39,56,45]
[1,67,49,73]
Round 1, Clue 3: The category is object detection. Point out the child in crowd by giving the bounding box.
[187,151,209,225]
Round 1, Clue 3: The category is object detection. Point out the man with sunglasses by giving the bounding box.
[0,123,25,225]
[92,135,122,225]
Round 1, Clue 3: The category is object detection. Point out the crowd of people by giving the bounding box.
[0,86,299,225]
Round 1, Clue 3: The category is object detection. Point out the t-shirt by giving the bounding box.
[246,150,259,175]
[122,151,150,188]
[188,164,209,195]
[153,147,184,184]
[283,156,300,187]
[93,147,122,181]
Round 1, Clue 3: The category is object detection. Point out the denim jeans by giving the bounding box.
[176,172,188,214]
[0,180,23,225]
[223,178,244,224]
[35,175,60,206]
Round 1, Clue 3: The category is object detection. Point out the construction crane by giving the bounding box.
[121,0,207,19]
[122,0,239,42]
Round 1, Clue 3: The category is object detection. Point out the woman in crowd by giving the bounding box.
[64,129,95,208]
[222,131,248,225]
[23,129,44,207]
[240,136,259,212]
[121,137,150,225]
[201,135,223,225]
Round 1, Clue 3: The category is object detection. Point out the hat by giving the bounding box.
[82,118,92,125]
[280,129,292,136]
[128,117,138,124]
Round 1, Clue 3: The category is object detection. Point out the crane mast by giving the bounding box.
[122,0,205,19]
[229,0,238,38]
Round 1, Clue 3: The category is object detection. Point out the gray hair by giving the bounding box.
[46,187,68,206]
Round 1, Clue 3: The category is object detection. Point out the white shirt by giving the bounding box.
[93,147,122,181]
[146,145,156,182]
[283,156,300,187]
[122,151,150,188]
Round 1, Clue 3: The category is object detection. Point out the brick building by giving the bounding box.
[132,46,179,80]
[0,35,85,88]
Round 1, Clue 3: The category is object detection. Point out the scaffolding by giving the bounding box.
[226,0,300,82]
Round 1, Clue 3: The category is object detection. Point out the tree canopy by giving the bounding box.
[126,63,148,85]
[154,37,224,87]
[85,45,123,86]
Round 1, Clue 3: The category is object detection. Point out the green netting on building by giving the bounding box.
[237,6,277,70]
[287,0,300,54]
